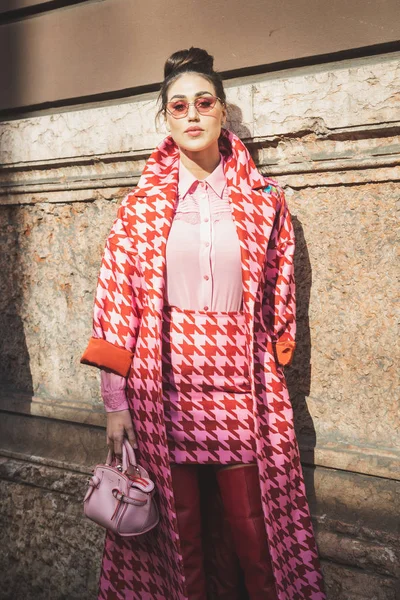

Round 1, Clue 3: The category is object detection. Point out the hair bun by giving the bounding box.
[164,47,214,79]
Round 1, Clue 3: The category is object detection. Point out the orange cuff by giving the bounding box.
[80,337,134,377]
[275,341,296,366]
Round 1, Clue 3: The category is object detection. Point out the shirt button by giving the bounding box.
[204,305,209,310]
[204,218,209,223]
[204,275,209,280]
[205,242,210,247]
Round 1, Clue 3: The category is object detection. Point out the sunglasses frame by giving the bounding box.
[165,95,223,119]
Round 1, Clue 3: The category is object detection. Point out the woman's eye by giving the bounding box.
[172,103,187,112]
[197,98,213,108]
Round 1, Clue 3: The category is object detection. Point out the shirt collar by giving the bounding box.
[178,155,226,199]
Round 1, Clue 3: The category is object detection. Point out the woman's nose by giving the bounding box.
[187,103,200,120]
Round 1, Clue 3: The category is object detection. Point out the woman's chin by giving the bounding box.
[177,137,218,155]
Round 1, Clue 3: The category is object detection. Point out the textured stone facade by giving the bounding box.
[0,51,399,599]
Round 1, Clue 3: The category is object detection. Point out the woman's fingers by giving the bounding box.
[106,410,138,460]
[113,435,124,460]
[125,420,138,449]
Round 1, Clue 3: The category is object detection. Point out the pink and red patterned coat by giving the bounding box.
[81,129,326,600]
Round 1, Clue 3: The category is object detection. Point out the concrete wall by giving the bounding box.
[0,51,399,599]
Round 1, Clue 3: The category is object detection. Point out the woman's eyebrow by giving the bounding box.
[169,91,213,100]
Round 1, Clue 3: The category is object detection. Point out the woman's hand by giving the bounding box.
[106,409,138,460]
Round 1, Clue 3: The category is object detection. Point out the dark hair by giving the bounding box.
[156,47,226,121]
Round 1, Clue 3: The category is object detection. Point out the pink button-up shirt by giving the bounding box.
[165,155,243,312]
[101,156,243,412]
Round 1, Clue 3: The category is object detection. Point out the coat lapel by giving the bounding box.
[133,142,179,316]
[222,130,279,316]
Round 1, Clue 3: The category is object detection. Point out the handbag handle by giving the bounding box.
[105,439,137,471]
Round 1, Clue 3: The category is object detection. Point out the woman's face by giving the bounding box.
[165,73,226,156]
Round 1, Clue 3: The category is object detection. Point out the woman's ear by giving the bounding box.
[221,105,227,126]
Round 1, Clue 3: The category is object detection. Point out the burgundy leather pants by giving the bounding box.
[171,463,278,600]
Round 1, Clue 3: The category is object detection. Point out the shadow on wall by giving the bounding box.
[0,3,23,117]
[285,217,319,524]
[0,205,34,405]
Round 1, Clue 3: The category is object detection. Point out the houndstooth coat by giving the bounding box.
[81,129,326,600]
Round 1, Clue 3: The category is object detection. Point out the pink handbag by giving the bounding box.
[83,440,159,536]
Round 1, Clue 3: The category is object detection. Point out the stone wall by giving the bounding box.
[0,51,399,599]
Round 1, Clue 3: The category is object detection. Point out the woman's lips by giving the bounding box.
[185,129,203,137]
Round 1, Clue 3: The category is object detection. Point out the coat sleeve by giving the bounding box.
[263,185,296,366]
[80,198,142,377]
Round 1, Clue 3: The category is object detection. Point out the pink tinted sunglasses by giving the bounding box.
[166,95,223,119]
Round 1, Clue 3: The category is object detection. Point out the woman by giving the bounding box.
[81,47,325,600]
